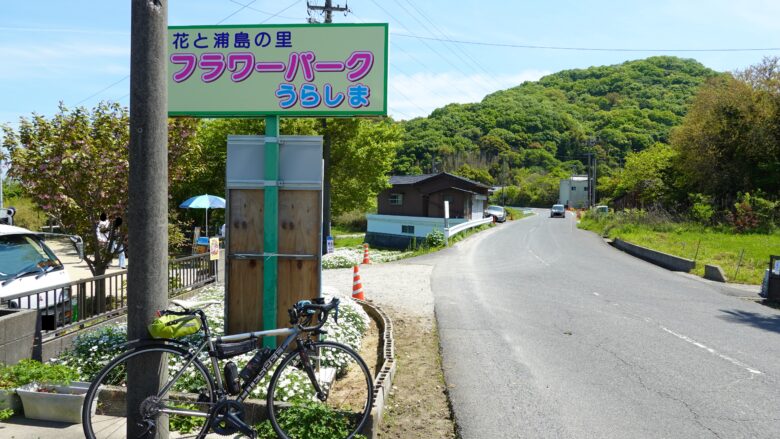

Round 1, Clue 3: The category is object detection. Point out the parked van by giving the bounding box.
[0,225,82,328]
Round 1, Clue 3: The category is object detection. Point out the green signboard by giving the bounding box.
[167,23,388,117]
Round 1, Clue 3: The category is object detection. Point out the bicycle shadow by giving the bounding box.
[718,309,780,334]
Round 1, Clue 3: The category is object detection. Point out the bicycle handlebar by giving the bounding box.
[290,297,340,332]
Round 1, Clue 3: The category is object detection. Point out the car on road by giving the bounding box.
[485,205,507,223]
[0,225,82,328]
[550,204,565,218]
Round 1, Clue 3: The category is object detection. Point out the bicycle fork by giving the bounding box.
[298,344,327,401]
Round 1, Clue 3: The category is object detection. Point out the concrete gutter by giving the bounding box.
[611,238,695,272]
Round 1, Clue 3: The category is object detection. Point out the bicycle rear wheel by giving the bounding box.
[267,341,373,439]
[82,344,215,439]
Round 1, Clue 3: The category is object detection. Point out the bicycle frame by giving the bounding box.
[153,320,304,419]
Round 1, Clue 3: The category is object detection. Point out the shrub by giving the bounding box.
[255,402,368,439]
[729,192,777,233]
[425,229,445,248]
[689,193,715,224]
[0,359,78,387]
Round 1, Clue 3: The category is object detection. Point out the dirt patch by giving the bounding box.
[323,264,457,438]
[377,307,456,439]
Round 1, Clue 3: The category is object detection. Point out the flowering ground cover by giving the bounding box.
[323,247,413,269]
[54,285,370,404]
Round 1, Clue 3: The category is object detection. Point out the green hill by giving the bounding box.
[395,56,722,179]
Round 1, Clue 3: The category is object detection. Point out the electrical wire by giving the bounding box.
[393,33,780,53]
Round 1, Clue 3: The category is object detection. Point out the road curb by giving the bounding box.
[355,299,396,439]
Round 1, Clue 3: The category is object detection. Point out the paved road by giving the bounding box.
[432,210,780,438]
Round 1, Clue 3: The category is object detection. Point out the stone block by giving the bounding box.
[704,264,728,283]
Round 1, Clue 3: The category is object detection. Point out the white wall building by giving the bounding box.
[559,175,591,208]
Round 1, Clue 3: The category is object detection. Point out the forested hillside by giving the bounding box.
[395,56,721,205]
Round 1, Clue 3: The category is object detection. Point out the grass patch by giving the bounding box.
[333,233,365,249]
[580,213,778,285]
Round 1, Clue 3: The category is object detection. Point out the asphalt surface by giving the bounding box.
[432,210,780,439]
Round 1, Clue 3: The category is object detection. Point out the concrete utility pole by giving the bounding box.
[127,0,169,437]
[307,0,348,254]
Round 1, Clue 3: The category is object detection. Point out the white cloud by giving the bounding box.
[388,70,548,120]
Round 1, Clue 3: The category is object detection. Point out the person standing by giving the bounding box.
[96,213,110,245]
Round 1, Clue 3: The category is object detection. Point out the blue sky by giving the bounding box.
[1,0,779,131]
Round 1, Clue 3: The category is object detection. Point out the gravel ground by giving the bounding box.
[323,263,435,328]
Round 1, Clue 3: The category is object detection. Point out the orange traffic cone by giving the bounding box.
[362,243,371,264]
[352,265,365,300]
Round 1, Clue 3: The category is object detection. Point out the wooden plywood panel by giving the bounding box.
[227,189,264,334]
[277,190,321,343]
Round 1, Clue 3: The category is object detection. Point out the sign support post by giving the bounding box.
[263,116,279,348]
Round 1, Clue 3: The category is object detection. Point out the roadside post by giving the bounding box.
[168,23,388,342]
[444,200,450,247]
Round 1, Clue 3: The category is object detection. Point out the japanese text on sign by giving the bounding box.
[167,24,387,116]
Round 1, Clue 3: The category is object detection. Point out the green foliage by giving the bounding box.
[327,118,401,216]
[613,143,678,206]
[729,192,778,233]
[579,211,779,284]
[53,324,128,381]
[0,360,78,388]
[689,194,715,224]
[425,229,445,248]
[255,402,367,439]
[1,194,45,231]
[169,403,204,434]
[673,59,780,202]
[453,164,494,185]
[1,102,200,275]
[396,57,718,178]
[0,408,14,421]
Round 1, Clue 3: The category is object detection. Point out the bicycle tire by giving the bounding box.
[267,341,374,439]
[82,344,216,439]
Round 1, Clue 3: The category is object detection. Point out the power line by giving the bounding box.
[393,0,490,79]
[390,0,495,97]
[367,0,494,96]
[227,0,306,21]
[393,33,780,53]
[216,0,259,25]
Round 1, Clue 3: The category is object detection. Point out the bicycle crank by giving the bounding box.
[210,400,255,438]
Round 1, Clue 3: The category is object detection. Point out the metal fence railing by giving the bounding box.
[0,253,218,340]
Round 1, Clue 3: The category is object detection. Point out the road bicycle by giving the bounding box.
[81,296,373,439]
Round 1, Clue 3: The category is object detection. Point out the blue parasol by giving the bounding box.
[179,194,226,236]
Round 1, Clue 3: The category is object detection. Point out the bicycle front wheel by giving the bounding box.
[267,341,374,439]
[82,344,215,439]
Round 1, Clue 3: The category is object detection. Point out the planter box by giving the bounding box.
[0,388,22,413]
[16,383,93,423]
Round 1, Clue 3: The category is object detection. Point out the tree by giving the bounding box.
[2,102,200,276]
[614,143,678,207]
[453,163,494,185]
[325,118,401,215]
[672,70,780,203]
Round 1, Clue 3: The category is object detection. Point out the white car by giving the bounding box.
[0,225,76,327]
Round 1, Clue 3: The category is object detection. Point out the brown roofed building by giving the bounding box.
[366,172,491,249]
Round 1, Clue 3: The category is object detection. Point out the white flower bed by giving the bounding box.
[322,247,412,269]
[54,285,370,404]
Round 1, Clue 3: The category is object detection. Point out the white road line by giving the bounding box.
[528,249,549,266]
[593,292,600,296]
[661,326,762,375]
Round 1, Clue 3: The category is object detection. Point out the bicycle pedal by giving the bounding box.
[135,419,156,438]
